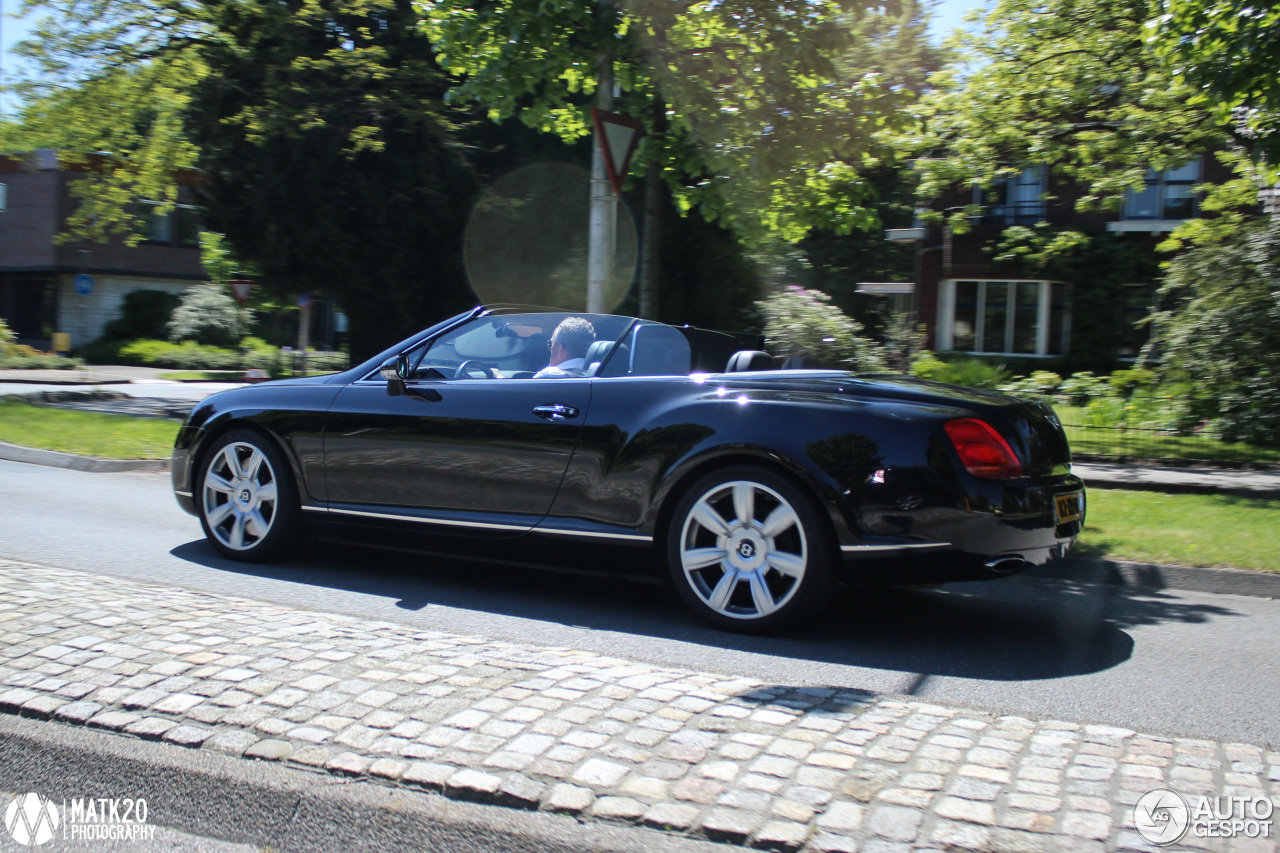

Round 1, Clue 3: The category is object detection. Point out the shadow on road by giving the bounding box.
[170,536,1242,686]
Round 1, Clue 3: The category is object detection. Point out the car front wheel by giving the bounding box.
[667,466,834,633]
[198,429,300,562]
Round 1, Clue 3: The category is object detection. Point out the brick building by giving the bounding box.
[0,150,206,349]
[910,155,1227,364]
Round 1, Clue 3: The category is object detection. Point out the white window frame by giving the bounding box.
[936,279,1071,357]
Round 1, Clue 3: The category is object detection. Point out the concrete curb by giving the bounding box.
[0,714,722,853]
[1030,557,1280,599]
[0,440,169,472]
[0,376,133,385]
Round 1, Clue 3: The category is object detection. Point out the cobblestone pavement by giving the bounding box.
[1,559,1275,853]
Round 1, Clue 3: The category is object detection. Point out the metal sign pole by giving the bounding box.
[586,0,616,314]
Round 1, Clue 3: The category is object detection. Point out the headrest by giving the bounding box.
[725,350,777,372]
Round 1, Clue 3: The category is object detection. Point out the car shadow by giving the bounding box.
[169,537,1241,685]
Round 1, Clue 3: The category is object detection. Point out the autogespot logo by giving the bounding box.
[1135,788,1276,845]
[4,793,60,847]
[1134,789,1191,845]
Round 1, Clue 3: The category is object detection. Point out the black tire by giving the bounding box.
[666,465,835,633]
[196,428,301,562]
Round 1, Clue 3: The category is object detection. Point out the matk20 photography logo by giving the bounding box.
[4,792,155,846]
[1135,788,1275,846]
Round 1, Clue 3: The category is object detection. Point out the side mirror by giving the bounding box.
[381,355,407,396]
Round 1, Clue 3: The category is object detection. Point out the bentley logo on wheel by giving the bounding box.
[737,541,756,558]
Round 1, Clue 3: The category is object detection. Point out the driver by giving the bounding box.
[534,317,595,378]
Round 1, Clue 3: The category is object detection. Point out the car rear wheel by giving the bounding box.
[198,429,300,562]
[667,466,834,633]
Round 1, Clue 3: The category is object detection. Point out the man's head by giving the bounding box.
[548,316,595,365]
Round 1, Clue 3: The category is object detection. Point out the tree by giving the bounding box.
[185,0,478,359]
[6,0,478,359]
[1153,216,1280,446]
[422,0,943,321]
[5,1,208,243]
[1147,0,1280,168]
[756,287,884,371]
[902,0,1234,218]
[167,282,250,347]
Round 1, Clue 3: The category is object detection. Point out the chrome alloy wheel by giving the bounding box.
[201,441,280,551]
[678,480,808,620]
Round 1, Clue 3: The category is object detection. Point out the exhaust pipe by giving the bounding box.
[985,557,1030,575]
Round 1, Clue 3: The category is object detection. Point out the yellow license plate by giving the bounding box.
[1055,491,1084,524]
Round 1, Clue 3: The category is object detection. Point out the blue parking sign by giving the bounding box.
[73,274,95,296]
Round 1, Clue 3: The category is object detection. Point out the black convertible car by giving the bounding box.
[172,305,1085,632]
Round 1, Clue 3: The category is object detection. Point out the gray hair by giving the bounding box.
[553,316,595,359]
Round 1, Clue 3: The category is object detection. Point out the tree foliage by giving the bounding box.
[8,0,479,358]
[185,0,478,358]
[756,286,884,371]
[422,0,942,241]
[6,0,208,243]
[167,282,250,347]
[1152,216,1280,446]
[1146,0,1280,168]
[902,0,1234,220]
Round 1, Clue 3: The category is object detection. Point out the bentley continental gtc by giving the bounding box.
[172,306,1086,633]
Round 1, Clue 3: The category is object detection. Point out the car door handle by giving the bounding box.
[533,404,580,422]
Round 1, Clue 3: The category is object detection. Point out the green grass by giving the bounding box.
[1075,489,1280,572]
[0,400,178,459]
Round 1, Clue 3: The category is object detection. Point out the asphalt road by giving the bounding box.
[2,459,1277,749]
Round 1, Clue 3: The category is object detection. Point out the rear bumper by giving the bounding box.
[836,467,1084,586]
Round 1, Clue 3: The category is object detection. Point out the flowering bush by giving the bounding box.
[756,287,884,372]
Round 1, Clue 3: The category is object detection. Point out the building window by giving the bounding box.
[140,201,201,246]
[937,280,1070,356]
[1122,160,1199,220]
[976,167,1047,225]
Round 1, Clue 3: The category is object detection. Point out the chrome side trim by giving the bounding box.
[538,528,652,543]
[175,490,193,499]
[323,507,530,531]
[841,542,951,553]
[303,505,650,541]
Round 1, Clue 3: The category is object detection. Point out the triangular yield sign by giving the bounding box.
[592,109,643,196]
[227,279,254,305]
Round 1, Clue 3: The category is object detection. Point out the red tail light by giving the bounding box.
[944,418,1023,479]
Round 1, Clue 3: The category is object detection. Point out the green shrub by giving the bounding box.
[1108,367,1157,398]
[909,351,948,382]
[0,317,14,347]
[999,370,1064,398]
[909,352,1011,389]
[167,283,250,347]
[757,286,885,372]
[102,289,182,342]
[1058,371,1110,405]
[0,352,83,369]
[119,339,242,370]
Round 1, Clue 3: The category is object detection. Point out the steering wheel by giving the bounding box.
[455,360,497,380]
